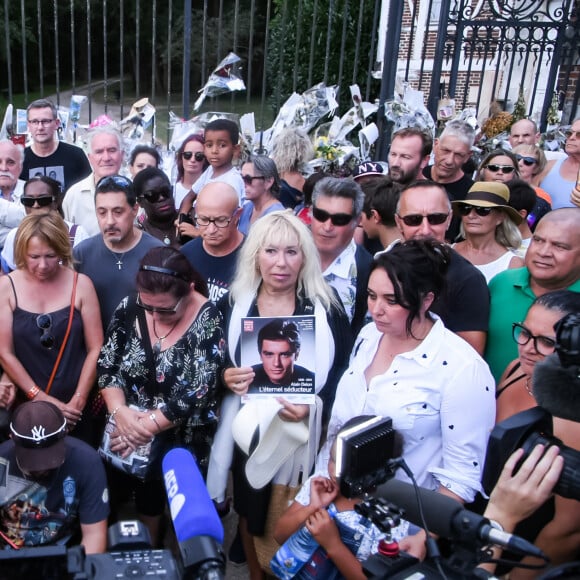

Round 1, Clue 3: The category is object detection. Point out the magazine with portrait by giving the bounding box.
[240,315,315,404]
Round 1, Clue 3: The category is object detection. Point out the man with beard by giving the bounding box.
[73,174,162,329]
[133,167,180,248]
[0,140,26,249]
[422,120,475,241]
[388,127,432,186]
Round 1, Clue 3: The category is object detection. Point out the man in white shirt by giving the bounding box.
[62,127,124,235]
[0,140,26,248]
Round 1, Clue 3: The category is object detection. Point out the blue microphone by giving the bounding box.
[162,448,225,580]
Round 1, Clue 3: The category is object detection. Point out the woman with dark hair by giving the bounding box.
[1,176,89,272]
[173,133,207,209]
[128,145,162,178]
[97,246,225,545]
[319,238,495,558]
[238,155,285,235]
[133,167,179,248]
[477,148,520,183]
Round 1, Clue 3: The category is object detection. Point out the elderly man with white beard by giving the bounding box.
[0,140,26,249]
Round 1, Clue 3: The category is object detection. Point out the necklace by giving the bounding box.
[525,376,534,397]
[109,249,126,270]
[152,318,180,354]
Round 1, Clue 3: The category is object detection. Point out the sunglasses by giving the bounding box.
[242,174,266,185]
[456,204,494,217]
[136,293,184,314]
[515,154,537,166]
[397,213,449,227]
[20,195,55,208]
[36,313,55,349]
[484,164,515,174]
[564,130,580,140]
[182,151,205,162]
[512,322,556,356]
[312,206,354,226]
[140,187,173,203]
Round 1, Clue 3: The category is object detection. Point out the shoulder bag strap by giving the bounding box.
[45,272,78,395]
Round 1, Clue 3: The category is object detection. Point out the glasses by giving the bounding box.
[36,314,55,349]
[484,164,516,174]
[242,174,266,185]
[140,187,172,203]
[182,151,205,162]
[20,196,55,208]
[515,155,537,166]
[311,206,354,226]
[96,175,133,192]
[136,294,184,314]
[456,204,494,217]
[512,323,556,355]
[28,118,55,126]
[397,213,449,227]
[564,130,580,140]
[194,213,235,228]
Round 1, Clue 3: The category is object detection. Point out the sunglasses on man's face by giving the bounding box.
[456,204,494,217]
[397,213,449,227]
[311,206,354,226]
[20,196,55,208]
[182,151,205,162]
[515,155,537,167]
[484,164,515,174]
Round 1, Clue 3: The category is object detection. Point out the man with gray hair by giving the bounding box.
[310,176,372,335]
[21,98,91,190]
[0,140,26,248]
[62,127,124,236]
[423,119,475,241]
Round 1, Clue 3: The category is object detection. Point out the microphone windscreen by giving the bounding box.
[533,354,580,422]
[162,448,224,544]
[376,479,463,538]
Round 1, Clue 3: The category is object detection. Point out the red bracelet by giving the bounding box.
[26,385,40,400]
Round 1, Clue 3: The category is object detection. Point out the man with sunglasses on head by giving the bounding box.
[21,99,91,192]
[394,180,490,355]
[0,401,108,552]
[73,174,163,330]
[310,176,372,336]
[537,118,580,209]
[62,127,125,236]
[181,182,244,303]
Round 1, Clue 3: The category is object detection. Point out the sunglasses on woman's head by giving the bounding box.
[182,151,205,162]
[515,155,537,166]
[484,164,515,174]
[456,204,494,217]
[20,196,54,208]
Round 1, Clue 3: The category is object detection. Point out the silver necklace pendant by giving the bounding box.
[163,235,171,245]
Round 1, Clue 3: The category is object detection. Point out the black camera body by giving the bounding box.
[483,406,580,501]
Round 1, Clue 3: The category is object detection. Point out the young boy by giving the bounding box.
[273,417,410,579]
[193,119,244,200]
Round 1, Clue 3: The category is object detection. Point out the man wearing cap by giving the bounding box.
[0,401,109,552]
[485,207,580,381]
[395,180,490,355]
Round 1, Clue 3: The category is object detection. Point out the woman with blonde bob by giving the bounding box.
[0,213,103,442]
[208,210,351,579]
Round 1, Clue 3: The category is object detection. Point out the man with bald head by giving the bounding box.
[0,140,26,248]
[485,208,580,380]
[509,119,540,148]
[394,180,490,354]
[181,182,243,302]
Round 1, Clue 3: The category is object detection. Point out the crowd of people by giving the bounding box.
[0,97,578,578]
